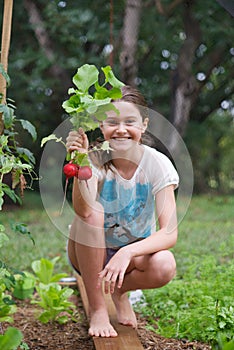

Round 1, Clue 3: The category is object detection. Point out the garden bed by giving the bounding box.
[4,295,211,350]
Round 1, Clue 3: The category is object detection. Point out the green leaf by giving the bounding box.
[85,97,112,115]
[94,84,111,99]
[16,147,36,165]
[72,64,99,92]
[32,259,53,284]
[0,63,11,87]
[0,134,9,148]
[0,232,9,248]
[31,257,62,284]
[62,95,83,114]
[18,119,37,141]
[50,273,67,283]
[0,156,13,174]
[218,320,226,329]
[41,134,65,148]
[71,151,90,166]
[38,310,52,324]
[95,103,120,122]
[2,185,18,204]
[94,84,122,100]
[0,327,23,350]
[107,87,123,99]
[0,193,3,210]
[0,104,14,128]
[10,222,35,245]
[57,315,69,324]
[101,65,125,88]
[60,287,74,299]
[69,114,99,132]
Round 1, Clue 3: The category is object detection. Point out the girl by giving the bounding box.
[66,85,179,338]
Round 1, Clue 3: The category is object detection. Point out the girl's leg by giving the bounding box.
[68,205,117,337]
[112,250,176,327]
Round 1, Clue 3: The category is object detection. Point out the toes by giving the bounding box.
[89,326,118,338]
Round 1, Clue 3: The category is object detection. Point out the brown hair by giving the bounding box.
[115,85,147,107]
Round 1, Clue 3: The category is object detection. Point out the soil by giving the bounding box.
[3,294,212,350]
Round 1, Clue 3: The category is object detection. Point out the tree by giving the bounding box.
[119,0,142,86]
[3,0,234,192]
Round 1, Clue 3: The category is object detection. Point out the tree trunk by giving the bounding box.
[23,0,72,133]
[23,0,70,87]
[120,0,142,86]
[0,0,13,135]
[168,0,201,151]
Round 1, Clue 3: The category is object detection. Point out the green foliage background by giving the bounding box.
[1,0,234,193]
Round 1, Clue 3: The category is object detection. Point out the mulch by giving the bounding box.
[3,294,211,350]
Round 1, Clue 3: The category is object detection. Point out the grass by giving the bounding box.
[175,195,234,273]
[139,195,234,347]
[1,191,234,347]
[1,191,73,275]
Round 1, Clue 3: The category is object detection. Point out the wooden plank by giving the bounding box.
[76,274,144,350]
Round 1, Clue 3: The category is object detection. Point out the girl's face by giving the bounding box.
[100,101,148,152]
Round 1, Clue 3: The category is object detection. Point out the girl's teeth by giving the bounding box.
[114,138,128,140]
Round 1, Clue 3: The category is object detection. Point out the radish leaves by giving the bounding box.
[62,64,124,131]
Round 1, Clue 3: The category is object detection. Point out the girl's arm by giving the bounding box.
[72,175,98,218]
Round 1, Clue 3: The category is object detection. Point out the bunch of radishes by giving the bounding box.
[63,162,92,181]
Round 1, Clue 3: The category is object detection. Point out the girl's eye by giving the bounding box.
[106,119,118,126]
[125,119,135,125]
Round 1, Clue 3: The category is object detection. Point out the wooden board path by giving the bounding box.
[76,274,144,350]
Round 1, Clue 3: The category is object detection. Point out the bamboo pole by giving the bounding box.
[0,0,13,135]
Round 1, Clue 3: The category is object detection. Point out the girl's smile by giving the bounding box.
[100,101,148,153]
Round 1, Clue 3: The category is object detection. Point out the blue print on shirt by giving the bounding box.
[99,179,154,248]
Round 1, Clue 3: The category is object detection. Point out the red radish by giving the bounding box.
[60,163,92,215]
[63,163,79,178]
[77,166,92,180]
[60,162,79,215]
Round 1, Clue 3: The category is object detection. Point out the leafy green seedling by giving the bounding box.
[12,272,36,300]
[0,269,17,323]
[31,256,67,284]
[32,282,76,324]
[0,327,23,350]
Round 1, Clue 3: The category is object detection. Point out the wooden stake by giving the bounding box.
[0,0,14,134]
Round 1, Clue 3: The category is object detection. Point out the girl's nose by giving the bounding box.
[116,122,127,132]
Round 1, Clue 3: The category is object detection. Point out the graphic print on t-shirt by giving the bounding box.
[99,178,155,248]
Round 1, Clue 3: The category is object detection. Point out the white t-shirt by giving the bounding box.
[92,145,179,248]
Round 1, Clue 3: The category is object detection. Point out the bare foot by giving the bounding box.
[112,289,137,328]
[88,308,118,337]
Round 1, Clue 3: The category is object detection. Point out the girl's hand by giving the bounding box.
[66,127,89,153]
[97,248,132,294]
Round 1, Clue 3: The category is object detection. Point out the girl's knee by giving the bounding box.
[150,250,176,285]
